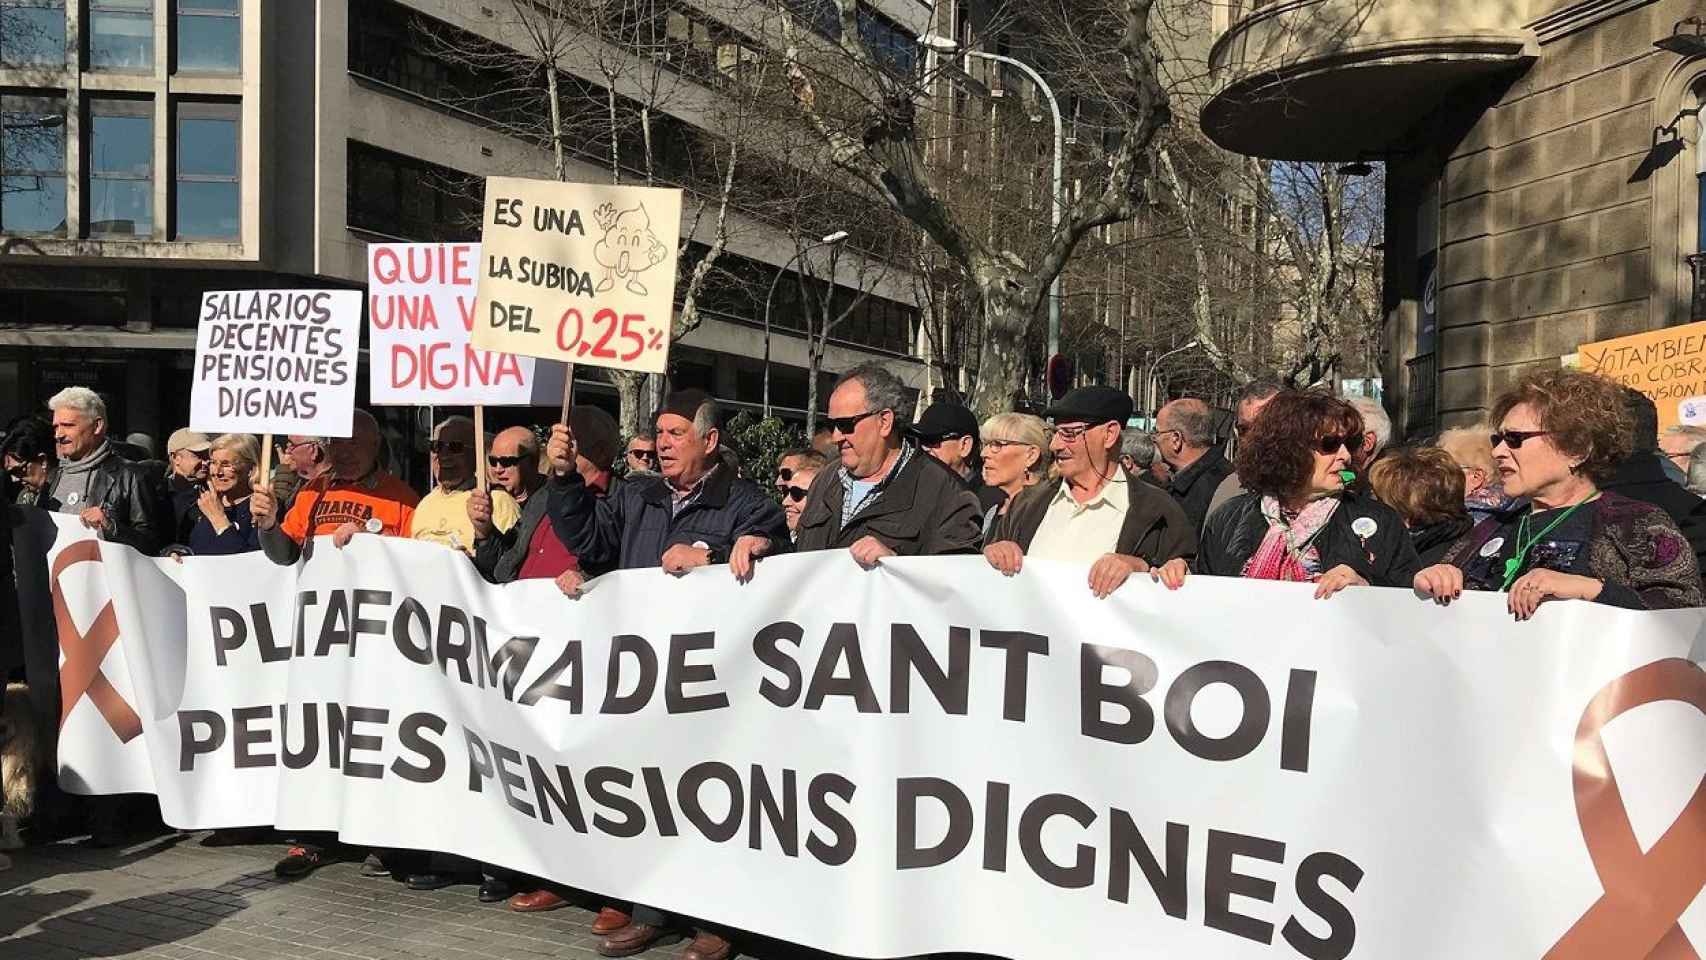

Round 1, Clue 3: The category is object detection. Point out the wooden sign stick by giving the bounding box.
[259,433,273,487]
[559,363,576,425]
[473,405,488,493]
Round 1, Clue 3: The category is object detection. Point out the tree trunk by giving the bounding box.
[545,64,567,181]
[610,369,648,436]
[966,262,1033,420]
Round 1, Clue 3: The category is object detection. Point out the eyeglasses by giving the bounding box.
[488,455,526,468]
[174,449,210,461]
[782,485,811,503]
[429,440,468,455]
[1053,422,1109,442]
[627,448,658,463]
[1316,433,1366,455]
[284,439,321,453]
[1491,429,1550,450]
[825,409,884,435]
[5,464,28,480]
[922,433,965,447]
[984,439,1029,451]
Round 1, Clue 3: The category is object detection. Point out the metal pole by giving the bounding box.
[763,237,841,419]
[963,51,1063,358]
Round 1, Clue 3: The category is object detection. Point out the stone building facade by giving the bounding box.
[1203,0,1706,437]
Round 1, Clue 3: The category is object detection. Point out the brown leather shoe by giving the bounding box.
[682,930,732,960]
[599,923,676,958]
[508,889,568,913]
[592,906,633,935]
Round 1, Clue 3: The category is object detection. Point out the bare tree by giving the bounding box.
[777,0,1172,418]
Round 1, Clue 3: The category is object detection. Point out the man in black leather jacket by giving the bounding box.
[46,387,160,555]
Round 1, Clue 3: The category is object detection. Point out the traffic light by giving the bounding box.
[1046,354,1073,401]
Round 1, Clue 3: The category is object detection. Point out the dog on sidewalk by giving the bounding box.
[1,682,39,855]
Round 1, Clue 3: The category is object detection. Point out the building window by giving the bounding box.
[0,94,66,235]
[89,0,153,70]
[175,0,238,73]
[346,139,479,242]
[88,99,153,236]
[175,101,238,238]
[0,0,66,65]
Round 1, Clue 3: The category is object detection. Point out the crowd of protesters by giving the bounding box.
[4,360,1706,954]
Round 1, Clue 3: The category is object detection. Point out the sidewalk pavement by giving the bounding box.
[0,833,696,959]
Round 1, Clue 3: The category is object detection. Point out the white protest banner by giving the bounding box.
[189,290,362,437]
[46,513,1706,960]
[368,242,542,406]
[471,176,682,374]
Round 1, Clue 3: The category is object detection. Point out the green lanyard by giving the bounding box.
[1499,500,1589,591]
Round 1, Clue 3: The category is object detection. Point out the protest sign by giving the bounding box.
[189,290,362,438]
[47,514,1706,960]
[1576,320,1706,430]
[368,242,546,406]
[471,177,682,374]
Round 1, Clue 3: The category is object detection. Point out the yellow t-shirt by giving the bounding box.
[407,487,519,556]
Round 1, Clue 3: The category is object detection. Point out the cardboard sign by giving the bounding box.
[1576,319,1706,430]
[190,290,362,437]
[471,176,682,374]
[367,242,544,405]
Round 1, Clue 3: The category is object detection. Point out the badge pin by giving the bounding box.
[364,517,383,534]
[1480,537,1505,558]
[1351,517,1378,538]
[66,491,81,506]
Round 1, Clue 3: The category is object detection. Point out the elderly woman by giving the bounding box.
[1153,390,1419,598]
[1367,447,1474,566]
[1414,369,1702,617]
[1436,426,1513,522]
[978,412,1050,540]
[2,419,56,508]
[185,433,262,555]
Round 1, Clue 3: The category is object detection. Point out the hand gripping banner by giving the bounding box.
[1546,658,1706,960]
[51,537,142,742]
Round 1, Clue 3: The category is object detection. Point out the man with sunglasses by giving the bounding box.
[408,416,519,556]
[986,386,1196,597]
[793,363,981,561]
[624,431,658,476]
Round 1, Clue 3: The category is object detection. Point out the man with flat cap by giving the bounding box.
[909,399,1007,515]
[984,385,1196,597]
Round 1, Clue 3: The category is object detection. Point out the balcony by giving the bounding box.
[1201,0,1538,161]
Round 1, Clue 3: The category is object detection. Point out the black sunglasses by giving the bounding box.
[825,409,884,435]
[1491,429,1550,450]
[627,448,658,462]
[782,485,810,503]
[1317,433,1366,455]
[488,455,525,468]
[429,440,468,455]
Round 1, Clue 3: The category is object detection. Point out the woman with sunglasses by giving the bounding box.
[2,418,57,508]
[1413,369,1702,617]
[184,433,263,555]
[1153,390,1419,597]
[978,412,1050,540]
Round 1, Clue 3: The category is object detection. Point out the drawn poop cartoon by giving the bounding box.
[592,201,671,295]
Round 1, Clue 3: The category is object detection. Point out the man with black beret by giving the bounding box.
[909,399,1007,515]
[985,385,1196,597]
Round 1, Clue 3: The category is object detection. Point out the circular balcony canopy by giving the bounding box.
[1202,33,1536,161]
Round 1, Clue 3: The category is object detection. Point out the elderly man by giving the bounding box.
[160,428,213,545]
[1344,396,1391,472]
[46,386,159,553]
[252,410,419,567]
[794,364,980,561]
[985,386,1195,597]
[775,448,829,538]
[1602,388,1706,575]
[1155,397,1232,532]
[408,416,518,555]
[272,434,329,510]
[1208,379,1283,517]
[910,399,1007,514]
[1660,425,1706,482]
[545,389,786,960]
[570,407,622,496]
[1118,428,1167,487]
[623,430,658,476]
[471,422,609,594]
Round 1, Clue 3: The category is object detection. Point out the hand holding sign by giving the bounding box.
[471,177,683,374]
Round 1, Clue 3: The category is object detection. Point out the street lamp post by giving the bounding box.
[1146,339,1200,420]
[763,230,848,418]
[920,35,1064,360]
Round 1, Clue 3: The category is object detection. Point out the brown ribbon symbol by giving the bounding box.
[1546,658,1706,960]
[52,538,143,743]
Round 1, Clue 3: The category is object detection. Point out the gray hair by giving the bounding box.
[692,399,720,440]
[1120,428,1158,467]
[1345,396,1392,452]
[433,415,474,438]
[1664,425,1706,445]
[47,386,106,422]
[210,432,259,467]
[1689,442,1706,496]
[837,362,913,431]
[1158,398,1215,448]
[1235,379,1284,410]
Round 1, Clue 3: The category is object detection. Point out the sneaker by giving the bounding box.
[274,846,327,879]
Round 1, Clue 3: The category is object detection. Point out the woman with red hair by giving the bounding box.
[1154,390,1419,597]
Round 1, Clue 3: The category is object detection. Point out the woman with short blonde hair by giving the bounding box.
[978,413,1051,540]
[183,433,262,555]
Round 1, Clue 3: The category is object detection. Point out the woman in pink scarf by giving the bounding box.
[1152,390,1420,596]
